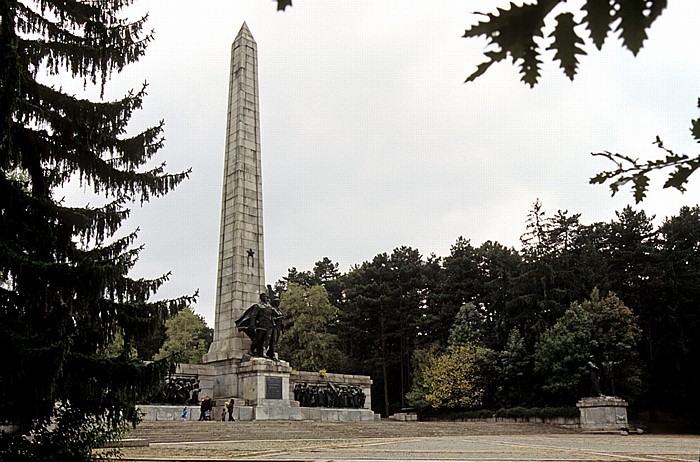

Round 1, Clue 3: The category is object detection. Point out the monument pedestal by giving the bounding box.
[577,396,628,432]
[234,357,302,421]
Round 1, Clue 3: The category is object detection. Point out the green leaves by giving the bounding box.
[154,307,211,365]
[422,344,486,409]
[612,0,667,55]
[278,284,346,372]
[466,1,698,199]
[549,13,586,80]
[276,0,292,11]
[615,0,651,55]
[583,0,613,50]
[464,1,558,87]
[591,117,700,202]
[692,98,700,141]
[466,0,667,85]
[1,0,194,453]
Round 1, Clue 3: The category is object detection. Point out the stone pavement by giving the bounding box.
[114,420,700,461]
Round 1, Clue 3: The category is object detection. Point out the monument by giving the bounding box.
[203,21,265,364]
[196,23,300,420]
[143,23,376,422]
[577,358,629,432]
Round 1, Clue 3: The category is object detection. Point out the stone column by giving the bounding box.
[204,22,265,363]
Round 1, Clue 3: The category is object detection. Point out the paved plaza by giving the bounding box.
[116,420,700,461]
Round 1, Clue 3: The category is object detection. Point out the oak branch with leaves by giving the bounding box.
[276,0,699,202]
[460,0,699,202]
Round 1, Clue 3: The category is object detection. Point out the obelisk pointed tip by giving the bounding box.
[236,22,254,41]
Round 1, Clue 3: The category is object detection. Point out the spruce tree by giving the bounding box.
[0,1,192,459]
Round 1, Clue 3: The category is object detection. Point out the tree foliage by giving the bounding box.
[422,344,485,410]
[498,328,530,406]
[534,301,597,401]
[462,0,700,201]
[464,0,667,86]
[405,343,441,409]
[590,112,700,202]
[268,10,699,414]
[154,307,212,365]
[0,1,192,458]
[534,289,642,404]
[448,302,486,346]
[279,201,700,424]
[277,283,346,372]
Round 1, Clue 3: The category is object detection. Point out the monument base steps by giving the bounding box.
[155,357,375,422]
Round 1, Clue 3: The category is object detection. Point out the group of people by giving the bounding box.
[186,396,234,421]
[236,292,284,360]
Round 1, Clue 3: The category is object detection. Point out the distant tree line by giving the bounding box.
[276,201,700,424]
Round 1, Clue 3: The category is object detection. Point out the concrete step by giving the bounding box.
[126,419,575,445]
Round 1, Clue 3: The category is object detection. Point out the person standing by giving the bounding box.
[226,400,235,421]
[198,397,206,421]
[199,396,213,421]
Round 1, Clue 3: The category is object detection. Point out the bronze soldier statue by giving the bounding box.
[235,291,283,360]
[266,297,283,360]
[249,293,274,357]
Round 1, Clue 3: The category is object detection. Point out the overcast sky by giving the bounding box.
[60,1,700,326]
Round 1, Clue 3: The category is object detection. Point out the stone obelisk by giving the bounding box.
[204,22,265,363]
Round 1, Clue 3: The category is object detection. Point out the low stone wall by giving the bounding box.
[495,416,580,430]
[300,407,379,421]
[139,403,379,422]
[425,415,580,430]
[139,405,202,421]
[390,412,418,422]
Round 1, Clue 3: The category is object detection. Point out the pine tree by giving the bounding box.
[0,1,193,459]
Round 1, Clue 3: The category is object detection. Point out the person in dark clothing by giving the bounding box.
[199,396,213,421]
[225,400,235,421]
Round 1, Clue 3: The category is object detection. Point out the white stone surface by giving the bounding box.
[138,405,201,421]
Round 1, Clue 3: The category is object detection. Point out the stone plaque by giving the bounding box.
[265,377,283,399]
